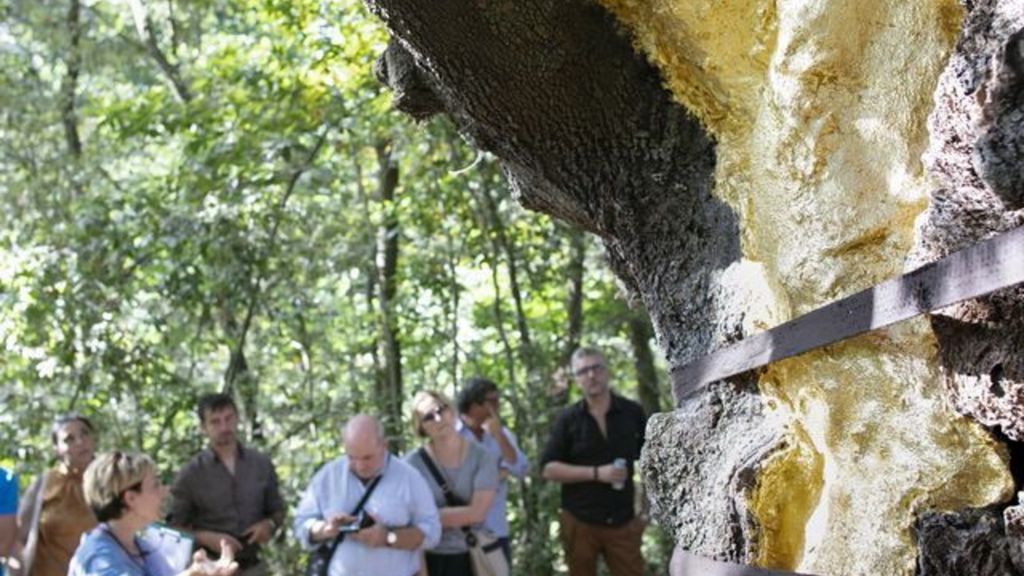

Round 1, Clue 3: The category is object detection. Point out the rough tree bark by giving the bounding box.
[366,0,773,563]
[364,0,1024,573]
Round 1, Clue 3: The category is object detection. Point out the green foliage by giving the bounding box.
[0,0,670,573]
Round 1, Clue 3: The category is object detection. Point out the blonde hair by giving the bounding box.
[410,390,452,438]
[84,451,155,521]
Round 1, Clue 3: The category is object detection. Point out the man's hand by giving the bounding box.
[482,406,503,437]
[242,519,274,545]
[596,463,627,485]
[348,515,387,548]
[311,514,356,542]
[194,531,242,556]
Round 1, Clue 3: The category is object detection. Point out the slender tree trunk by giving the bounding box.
[628,311,663,415]
[562,225,586,364]
[444,225,461,384]
[62,0,83,161]
[352,144,382,414]
[374,139,403,446]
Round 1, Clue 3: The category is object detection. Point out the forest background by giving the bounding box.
[0,0,673,573]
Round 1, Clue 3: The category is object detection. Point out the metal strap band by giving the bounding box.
[674,224,1024,402]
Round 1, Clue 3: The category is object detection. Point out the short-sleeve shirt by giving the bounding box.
[0,468,16,576]
[405,442,499,553]
[540,393,647,526]
[168,443,284,565]
[68,524,176,576]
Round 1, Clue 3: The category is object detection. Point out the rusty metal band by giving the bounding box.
[673,224,1024,402]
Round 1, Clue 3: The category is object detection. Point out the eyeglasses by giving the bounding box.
[423,405,449,424]
[573,364,606,378]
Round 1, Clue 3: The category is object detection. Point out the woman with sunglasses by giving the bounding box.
[14,414,98,576]
[406,391,498,576]
[69,452,237,576]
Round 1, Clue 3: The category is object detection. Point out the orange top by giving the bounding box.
[31,463,97,576]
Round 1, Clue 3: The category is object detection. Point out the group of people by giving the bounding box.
[0,346,648,576]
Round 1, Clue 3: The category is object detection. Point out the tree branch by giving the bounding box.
[125,0,193,102]
[223,128,330,391]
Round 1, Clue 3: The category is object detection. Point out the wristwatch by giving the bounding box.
[385,529,398,547]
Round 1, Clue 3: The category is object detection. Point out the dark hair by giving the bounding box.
[197,393,237,423]
[456,377,499,414]
[51,413,96,445]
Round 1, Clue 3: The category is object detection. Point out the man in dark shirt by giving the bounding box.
[170,393,285,576]
[541,347,647,576]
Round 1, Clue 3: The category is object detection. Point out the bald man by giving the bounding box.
[293,415,441,576]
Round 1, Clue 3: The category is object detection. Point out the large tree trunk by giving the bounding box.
[364,0,1024,574]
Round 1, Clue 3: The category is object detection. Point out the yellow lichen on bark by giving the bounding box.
[597,0,1013,574]
[760,321,1011,574]
[748,423,824,570]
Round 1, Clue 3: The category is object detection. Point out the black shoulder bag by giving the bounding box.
[303,472,383,576]
[416,447,509,576]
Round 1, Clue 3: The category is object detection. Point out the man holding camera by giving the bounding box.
[293,414,441,576]
[541,347,647,576]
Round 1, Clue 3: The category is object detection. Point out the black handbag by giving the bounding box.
[303,472,382,576]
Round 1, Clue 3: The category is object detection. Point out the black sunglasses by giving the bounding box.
[423,405,449,423]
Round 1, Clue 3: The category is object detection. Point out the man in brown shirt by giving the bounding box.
[170,393,285,576]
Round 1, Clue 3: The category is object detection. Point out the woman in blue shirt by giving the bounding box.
[69,452,238,576]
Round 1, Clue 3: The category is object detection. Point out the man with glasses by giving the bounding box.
[540,347,647,576]
[456,377,529,564]
[169,393,285,576]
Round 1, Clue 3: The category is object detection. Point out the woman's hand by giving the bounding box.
[183,539,238,576]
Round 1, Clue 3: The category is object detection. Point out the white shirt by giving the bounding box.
[293,454,441,576]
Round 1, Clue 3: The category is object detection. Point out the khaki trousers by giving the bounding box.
[558,509,644,576]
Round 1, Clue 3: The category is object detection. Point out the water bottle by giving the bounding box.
[611,458,627,490]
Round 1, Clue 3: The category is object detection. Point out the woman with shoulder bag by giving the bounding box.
[405,391,498,576]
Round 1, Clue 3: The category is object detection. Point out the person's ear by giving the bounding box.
[121,489,138,511]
